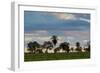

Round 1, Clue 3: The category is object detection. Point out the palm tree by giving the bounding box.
[60,42,70,53]
[51,35,58,46]
[75,42,81,52]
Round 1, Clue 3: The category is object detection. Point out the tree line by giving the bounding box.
[27,35,90,54]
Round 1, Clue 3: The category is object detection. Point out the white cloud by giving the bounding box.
[25,36,50,41]
[82,40,90,47]
[34,30,48,34]
[63,31,90,40]
[66,36,75,40]
[79,18,90,23]
[25,30,48,37]
[83,40,89,43]
[53,13,76,20]
[52,13,90,23]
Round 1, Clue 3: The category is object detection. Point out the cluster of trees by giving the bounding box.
[27,35,90,54]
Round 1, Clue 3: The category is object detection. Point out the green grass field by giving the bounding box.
[24,52,90,62]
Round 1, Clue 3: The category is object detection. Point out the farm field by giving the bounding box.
[24,52,90,62]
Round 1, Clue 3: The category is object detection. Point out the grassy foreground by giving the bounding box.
[24,52,90,62]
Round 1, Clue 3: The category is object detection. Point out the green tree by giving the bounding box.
[60,42,70,53]
[27,41,40,53]
[42,41,53,53]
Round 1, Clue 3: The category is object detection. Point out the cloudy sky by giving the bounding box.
[24,11,90,48]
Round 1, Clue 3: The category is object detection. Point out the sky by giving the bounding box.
[24,11,90,48]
